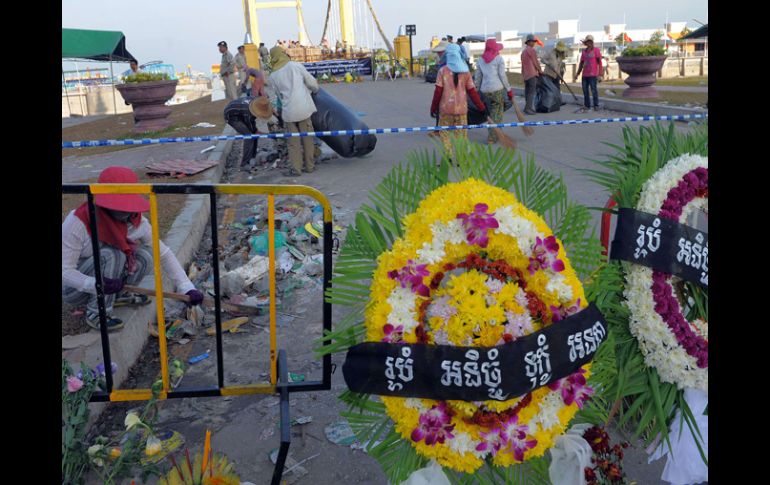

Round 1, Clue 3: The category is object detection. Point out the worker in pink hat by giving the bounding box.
[62,166,204,331]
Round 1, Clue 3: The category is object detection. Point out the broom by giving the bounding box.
[486,117,517,151]
[511,97,535,137]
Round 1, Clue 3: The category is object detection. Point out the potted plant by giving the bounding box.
[116,72,178,133]
[615,32,667,99]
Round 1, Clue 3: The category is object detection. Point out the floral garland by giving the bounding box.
[365,179,595,473]
[624,154,708,391]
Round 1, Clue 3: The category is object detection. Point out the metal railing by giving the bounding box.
[61,182,333,484]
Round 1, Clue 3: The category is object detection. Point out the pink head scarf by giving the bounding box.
[482,39,503,63]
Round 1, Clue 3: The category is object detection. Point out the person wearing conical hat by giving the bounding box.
[62,167,204,331]
[542,41,568,99]
[430,43,486,154]
[224,88,273,167]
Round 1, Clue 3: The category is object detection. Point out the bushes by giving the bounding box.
[123,72,171,83]
[620,44,666,57]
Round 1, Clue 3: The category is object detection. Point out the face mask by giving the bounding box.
[107,209,134,222]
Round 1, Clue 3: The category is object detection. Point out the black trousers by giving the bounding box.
[224,99,258,166]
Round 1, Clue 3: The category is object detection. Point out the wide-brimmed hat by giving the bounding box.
[525,34,536,43]
[554,41,567,53]
[582,35,594,43]
[431,40,448,53]
[249,96,272,120]
[94,166,150,213]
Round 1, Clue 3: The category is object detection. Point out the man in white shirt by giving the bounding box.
[266,46,320,177]
[62,167,204,331]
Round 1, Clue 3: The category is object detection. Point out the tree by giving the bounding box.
[679,27,692,38]
[649,31,664,44]
[615,33,625,46]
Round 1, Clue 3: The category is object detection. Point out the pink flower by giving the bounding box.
[388,260,431,297]
[501,415,537,461]
[381,324,404,343]
[503,311,534,340]
[67,376,84,393]
[550,298,582,323]
[476,428,506,456]
[528,236,565,275]
[457,203,499,248]
[548,369,593,408]
[411,402,455,446]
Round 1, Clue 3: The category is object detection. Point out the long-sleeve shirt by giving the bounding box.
[62,211,195,295]
[473,56,511,94]
[542,51,565,78]
[220,51,235,76]
[234,53,248,82]
[521,45,541,81]
[266,61,320,123]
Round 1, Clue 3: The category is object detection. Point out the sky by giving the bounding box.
[62,0,707,74]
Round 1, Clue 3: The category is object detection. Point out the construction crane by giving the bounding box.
[240,0,393,66]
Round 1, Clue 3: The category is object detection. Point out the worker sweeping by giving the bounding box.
[62,167,204,331]
[474,38,513,145]
[430,43,486,154]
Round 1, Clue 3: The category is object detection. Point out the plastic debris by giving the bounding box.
[288,372,306,383]
[206,317,249,335]
[249,231,287,256]
[291,416,313,426]
[324,420,357,446]
[192,122,216,128]
[188,352,210,364]
[278,251,294,274]
[224,255,269,286]
[200,145,216,154]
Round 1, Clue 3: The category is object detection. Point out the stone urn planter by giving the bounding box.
[616,55,667,99]
[116,79,178,133]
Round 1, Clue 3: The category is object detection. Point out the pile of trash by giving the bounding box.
[241,133,340,175]
[187,197,344,322]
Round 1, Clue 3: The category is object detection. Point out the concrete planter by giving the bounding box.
[616,55,667,99]
[116,79,178,133]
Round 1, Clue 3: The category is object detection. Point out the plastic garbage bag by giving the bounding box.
[400,460,451,485]
[249,231,287,255]
[310,89,377,158]
[548,423,593,485]
[467,91,513,125]
[535,76,562,113]
[648,388,708,485]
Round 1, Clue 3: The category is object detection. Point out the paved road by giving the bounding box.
[76,79,702,484]
[566,82,708,93]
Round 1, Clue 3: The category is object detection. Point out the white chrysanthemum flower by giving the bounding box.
[546,274,574,303]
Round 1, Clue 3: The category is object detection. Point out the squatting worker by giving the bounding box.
[234,45,248,95]
[224,74,272,167]
[521,34,543,115]
[218,41,238,100]
[474,39,513,145]
[267,46,320,177]
[62,167,204,331]
[573,35,602,112]
[430,43,486,154]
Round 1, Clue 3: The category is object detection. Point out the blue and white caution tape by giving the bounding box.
[62,113,707,148]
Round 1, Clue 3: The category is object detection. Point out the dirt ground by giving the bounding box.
[61,96,228,157]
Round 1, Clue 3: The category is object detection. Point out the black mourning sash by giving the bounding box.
[610,208,708,287]
[342,304,606,401]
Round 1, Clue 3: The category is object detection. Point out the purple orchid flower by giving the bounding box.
[476,427,506,456]
[548,369,593,408]
[528,236,565,275]
[381,323,404,343]
[550,298,582,323]
[388,260,431,297]
[411,402,455,446]
[456,203,499,248]
[77,362,118,381]
[501,415,537,461]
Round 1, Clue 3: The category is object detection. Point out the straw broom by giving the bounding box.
[511,99,535,137]
[486,117,517,151]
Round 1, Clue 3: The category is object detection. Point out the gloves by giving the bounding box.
[186,289,205,307]
[507,90,513,101]
[102,277,124,295]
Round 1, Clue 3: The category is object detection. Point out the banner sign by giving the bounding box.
[303,57,372,77]
[342,304,607,401]
[610,208,708,286]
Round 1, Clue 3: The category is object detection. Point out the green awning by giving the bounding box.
[62,28,135,61]
[681,25,707,40]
